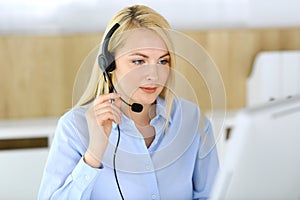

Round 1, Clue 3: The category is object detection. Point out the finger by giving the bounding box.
[111,104,122,123]
[94,109,122,125]
[94,93,121,105]
[94,111,115,126]
[93,101,122,117]
[93,101,114,111]
[94,104,122,124]
[112,97,122,108]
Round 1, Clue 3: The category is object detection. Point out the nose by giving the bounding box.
[145,64,159,81]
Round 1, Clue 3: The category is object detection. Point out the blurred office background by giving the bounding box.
[0,0,299,199]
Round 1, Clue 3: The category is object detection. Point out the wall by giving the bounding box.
[1,0,300,34]
[1,28,299,119]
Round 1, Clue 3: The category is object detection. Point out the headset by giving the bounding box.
[98,23,143,113]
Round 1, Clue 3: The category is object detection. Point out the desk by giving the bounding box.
[0,117,58,200]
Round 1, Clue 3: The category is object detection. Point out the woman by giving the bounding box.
[39,5,219,200]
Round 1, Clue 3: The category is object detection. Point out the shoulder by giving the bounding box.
[171,97,201,120]
[58,105,87,129]
[167,98,202,132]
[54,105,89,147]
[170,97,211,134]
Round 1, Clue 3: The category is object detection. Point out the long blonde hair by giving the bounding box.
[75,5,175,118]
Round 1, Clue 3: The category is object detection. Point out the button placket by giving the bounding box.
[145,159,153,171]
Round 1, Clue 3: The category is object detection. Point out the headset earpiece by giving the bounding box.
[98,53,115,73]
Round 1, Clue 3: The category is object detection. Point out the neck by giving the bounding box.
[121,103,157,148]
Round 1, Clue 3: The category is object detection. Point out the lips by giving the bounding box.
[140,86,157,94]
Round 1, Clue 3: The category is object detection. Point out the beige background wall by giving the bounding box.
[1,28,300,119]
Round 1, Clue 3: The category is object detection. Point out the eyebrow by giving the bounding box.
[128,52,170,59]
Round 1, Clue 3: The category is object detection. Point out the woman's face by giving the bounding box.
[114,28,170,105]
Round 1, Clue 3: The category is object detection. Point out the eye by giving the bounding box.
[158,58,170,65]
[132,59,145,65]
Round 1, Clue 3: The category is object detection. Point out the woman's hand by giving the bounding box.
[84,93,122,168]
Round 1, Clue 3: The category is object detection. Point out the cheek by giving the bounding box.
[114,68,141,96]
[159,67,170,85]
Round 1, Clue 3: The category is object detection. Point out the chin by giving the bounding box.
[138,98,157,105]
[134,94,158,105]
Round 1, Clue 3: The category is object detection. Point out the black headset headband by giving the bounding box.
[98,23,121,73]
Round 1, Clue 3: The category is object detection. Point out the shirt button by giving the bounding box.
[151,194,156,199]
[145,164,151,170]
[85,175,90,181]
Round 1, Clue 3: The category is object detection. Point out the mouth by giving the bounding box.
[139,86,158,94]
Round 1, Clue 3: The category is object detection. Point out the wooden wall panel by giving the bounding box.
[0,34,101,119]
[0,28,299,119]
[188,28,300,109]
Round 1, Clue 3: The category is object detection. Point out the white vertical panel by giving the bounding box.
[247,51,300,107]
[259,52,281,103]
[281,52,300,98]
[247,52,281,106]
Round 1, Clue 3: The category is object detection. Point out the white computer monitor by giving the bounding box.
[210,95,300,199]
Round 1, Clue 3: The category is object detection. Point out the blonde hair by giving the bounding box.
[75,5,175,119]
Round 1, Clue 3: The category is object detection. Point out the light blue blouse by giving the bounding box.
[38,97,219,200]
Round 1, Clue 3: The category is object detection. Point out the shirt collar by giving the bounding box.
[151,97,167,122]
[154,96,176,125]
[112,97,170,133]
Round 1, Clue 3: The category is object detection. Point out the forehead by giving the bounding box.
[115,28,168,56]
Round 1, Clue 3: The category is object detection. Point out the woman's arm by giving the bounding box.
[38,111,101,200]
[192,117,220,200]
